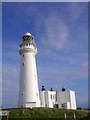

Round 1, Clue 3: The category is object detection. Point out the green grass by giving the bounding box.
[2,107,90,120]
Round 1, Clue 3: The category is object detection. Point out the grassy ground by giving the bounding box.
[2,107,90,120]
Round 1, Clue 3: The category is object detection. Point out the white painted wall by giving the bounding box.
[57,90,76,109]
[40,91,45,107]
[45,91,56,108]
[18,33,40,108]
[70,91,76,109]
[39,90,76,110]
[40,90,56,108]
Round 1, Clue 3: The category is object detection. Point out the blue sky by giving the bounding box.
[2,0,90,2]
[2,2,88,109]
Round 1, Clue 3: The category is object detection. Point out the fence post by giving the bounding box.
[64,113,66,120]
[73,112,76,119]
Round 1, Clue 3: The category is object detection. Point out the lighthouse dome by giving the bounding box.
[22,32,33,41]
[24,32,31,36]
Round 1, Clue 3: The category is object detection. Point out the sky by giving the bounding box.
[2,0,90,2]
[2,2,88,109]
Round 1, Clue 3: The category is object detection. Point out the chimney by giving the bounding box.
[50,88,53,91]
[42,86,45,91]
[62,86,65,91]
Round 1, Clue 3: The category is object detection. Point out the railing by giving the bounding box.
[19,44,36,50]
[0,110,9,120]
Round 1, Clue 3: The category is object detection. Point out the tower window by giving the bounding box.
[22,63,24,66]
[22,105,23,108]
[26,44,28,46]
[21,92,23,95]
[23,54,24,57]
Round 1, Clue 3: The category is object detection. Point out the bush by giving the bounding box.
[3,108,89,120]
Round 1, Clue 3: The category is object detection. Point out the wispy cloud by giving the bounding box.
[76,91,88,108]
[2,63,19,108]
[68,3,88,21]
[42,15,69,51]
[38,56,88,86]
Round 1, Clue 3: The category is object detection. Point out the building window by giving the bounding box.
[26,44,28,46]
[50,95,52,99]
[62,103,66,108]
[54,104,59,108]
[23,54,24,57]
[21,92,23,95]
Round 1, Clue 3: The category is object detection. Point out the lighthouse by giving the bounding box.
[18,32,40,108]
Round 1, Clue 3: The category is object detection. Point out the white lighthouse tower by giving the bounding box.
[18,32,40,108]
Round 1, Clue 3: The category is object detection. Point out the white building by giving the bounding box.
[40,86,76,110]
[18,32,77,110]
[57,90,76,109]
[18,32,40,108]
[40,87,56,108]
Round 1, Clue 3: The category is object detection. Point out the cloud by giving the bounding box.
[2,40,20,65]
[57,61,88,82]
[2,63,19,108]
[39,59,88,82]
[38,15,69,52]
[37,51,88,89]
[45,16,69,50]
[76,91,88,108]
[68,3,88,21]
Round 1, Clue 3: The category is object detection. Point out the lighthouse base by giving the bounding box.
[18,100,40,108]
[26,102,36,108]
